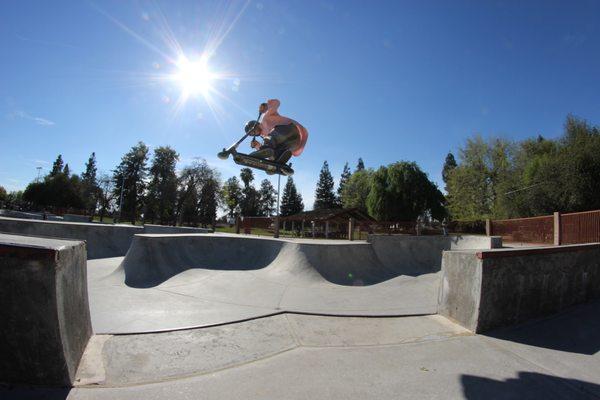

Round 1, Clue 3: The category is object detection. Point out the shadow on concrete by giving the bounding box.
[462,371,600,399]
[0,385,70,400]
[484,300,600,355]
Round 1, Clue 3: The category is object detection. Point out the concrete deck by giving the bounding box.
[4,300,599,399]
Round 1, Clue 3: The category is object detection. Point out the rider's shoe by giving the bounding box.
[276,150,292,164]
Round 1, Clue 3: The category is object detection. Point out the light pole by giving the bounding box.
[118,173,125,224]
[274,174,281,238]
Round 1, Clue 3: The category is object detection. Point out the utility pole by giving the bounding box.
[36,167,42,182]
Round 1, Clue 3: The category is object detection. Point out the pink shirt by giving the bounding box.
[260,99,308,156]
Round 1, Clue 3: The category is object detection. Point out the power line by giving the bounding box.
[504,170,579,196]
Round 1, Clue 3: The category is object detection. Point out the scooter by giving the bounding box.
[217,112,294,176]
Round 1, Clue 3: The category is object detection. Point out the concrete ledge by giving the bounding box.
[439,243,600,332]
[0,209,63,221]
[0,217,141,259]
[367,234,502,274]
[0,234,92,386]
[0,217,212,259]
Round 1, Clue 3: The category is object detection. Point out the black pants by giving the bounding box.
[251,123,300,160]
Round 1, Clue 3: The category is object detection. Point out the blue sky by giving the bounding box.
[1,0,599,209]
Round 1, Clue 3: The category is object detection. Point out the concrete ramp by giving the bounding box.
[119,234,397,288]
[89,233,500,334]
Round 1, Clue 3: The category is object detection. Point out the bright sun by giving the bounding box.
[173,56,214,97]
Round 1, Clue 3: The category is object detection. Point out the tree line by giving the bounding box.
[311,157,446,222]
[443,115,600,220]
[4,114,594,225]
[12,143,222,226]
[7,141,290,226]
[0,149,447,225]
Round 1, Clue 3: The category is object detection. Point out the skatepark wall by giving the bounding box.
[0,209,63,221]
[63,213,91,223]
[367,234,502,275]
[0,217,212,259]
[439,243,600,332]
[0,234,92,386]
[0,216,141,258]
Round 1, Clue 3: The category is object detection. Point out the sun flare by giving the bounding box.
[173,56,215,98]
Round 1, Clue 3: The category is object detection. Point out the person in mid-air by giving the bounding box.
[246,99,308,164]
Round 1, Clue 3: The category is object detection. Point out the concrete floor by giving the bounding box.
[5,232,597,399]
[4,300,600,399]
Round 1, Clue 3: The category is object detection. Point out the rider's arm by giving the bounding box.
[265,99,280,116]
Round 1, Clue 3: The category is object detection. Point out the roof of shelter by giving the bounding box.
[279,208,375,222]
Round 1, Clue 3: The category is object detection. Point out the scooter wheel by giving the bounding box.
[217,150,230,160]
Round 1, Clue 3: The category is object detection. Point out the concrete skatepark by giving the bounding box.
[1,217,599,399]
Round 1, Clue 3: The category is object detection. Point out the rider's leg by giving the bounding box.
[269,124,300,161]
[249,147,275,160]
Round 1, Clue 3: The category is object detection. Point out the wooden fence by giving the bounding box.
[489,215,554,244]
[561,210,600,245]
[489,209,600,245]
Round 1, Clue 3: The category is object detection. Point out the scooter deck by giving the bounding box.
[232,153,294,176]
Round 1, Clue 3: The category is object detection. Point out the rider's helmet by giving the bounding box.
[244,120,261,136]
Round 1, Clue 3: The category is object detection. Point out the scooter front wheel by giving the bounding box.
[217,149,230,160]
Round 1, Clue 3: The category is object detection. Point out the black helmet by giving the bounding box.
[244,120,260,136]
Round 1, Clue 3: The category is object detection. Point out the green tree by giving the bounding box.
[0,185,7,207]
[280,177,304,216]
[176,159,220,226]
[446,136,494,219]
[520,116,600,215]
[238,168,259,216]
[50,155,64,177]
[336,162,351,207]
[314,161,337,209]
[198,176,220,227]
[222,176,242,218]
[81,152,99,216]
[258,179,277,216]
[97,173,115,222]
[23,153,85,211]
[356,158,365,172]
[4,191,24,209]
[180,188,199,226]
[441,152,457,192]
[23,173,84,211]
[445,116,600,219]
[113,142,149,224]
[145,146,179,225]
[367,161,445,221]
[341,169,373,214]
[488,138,517,218]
